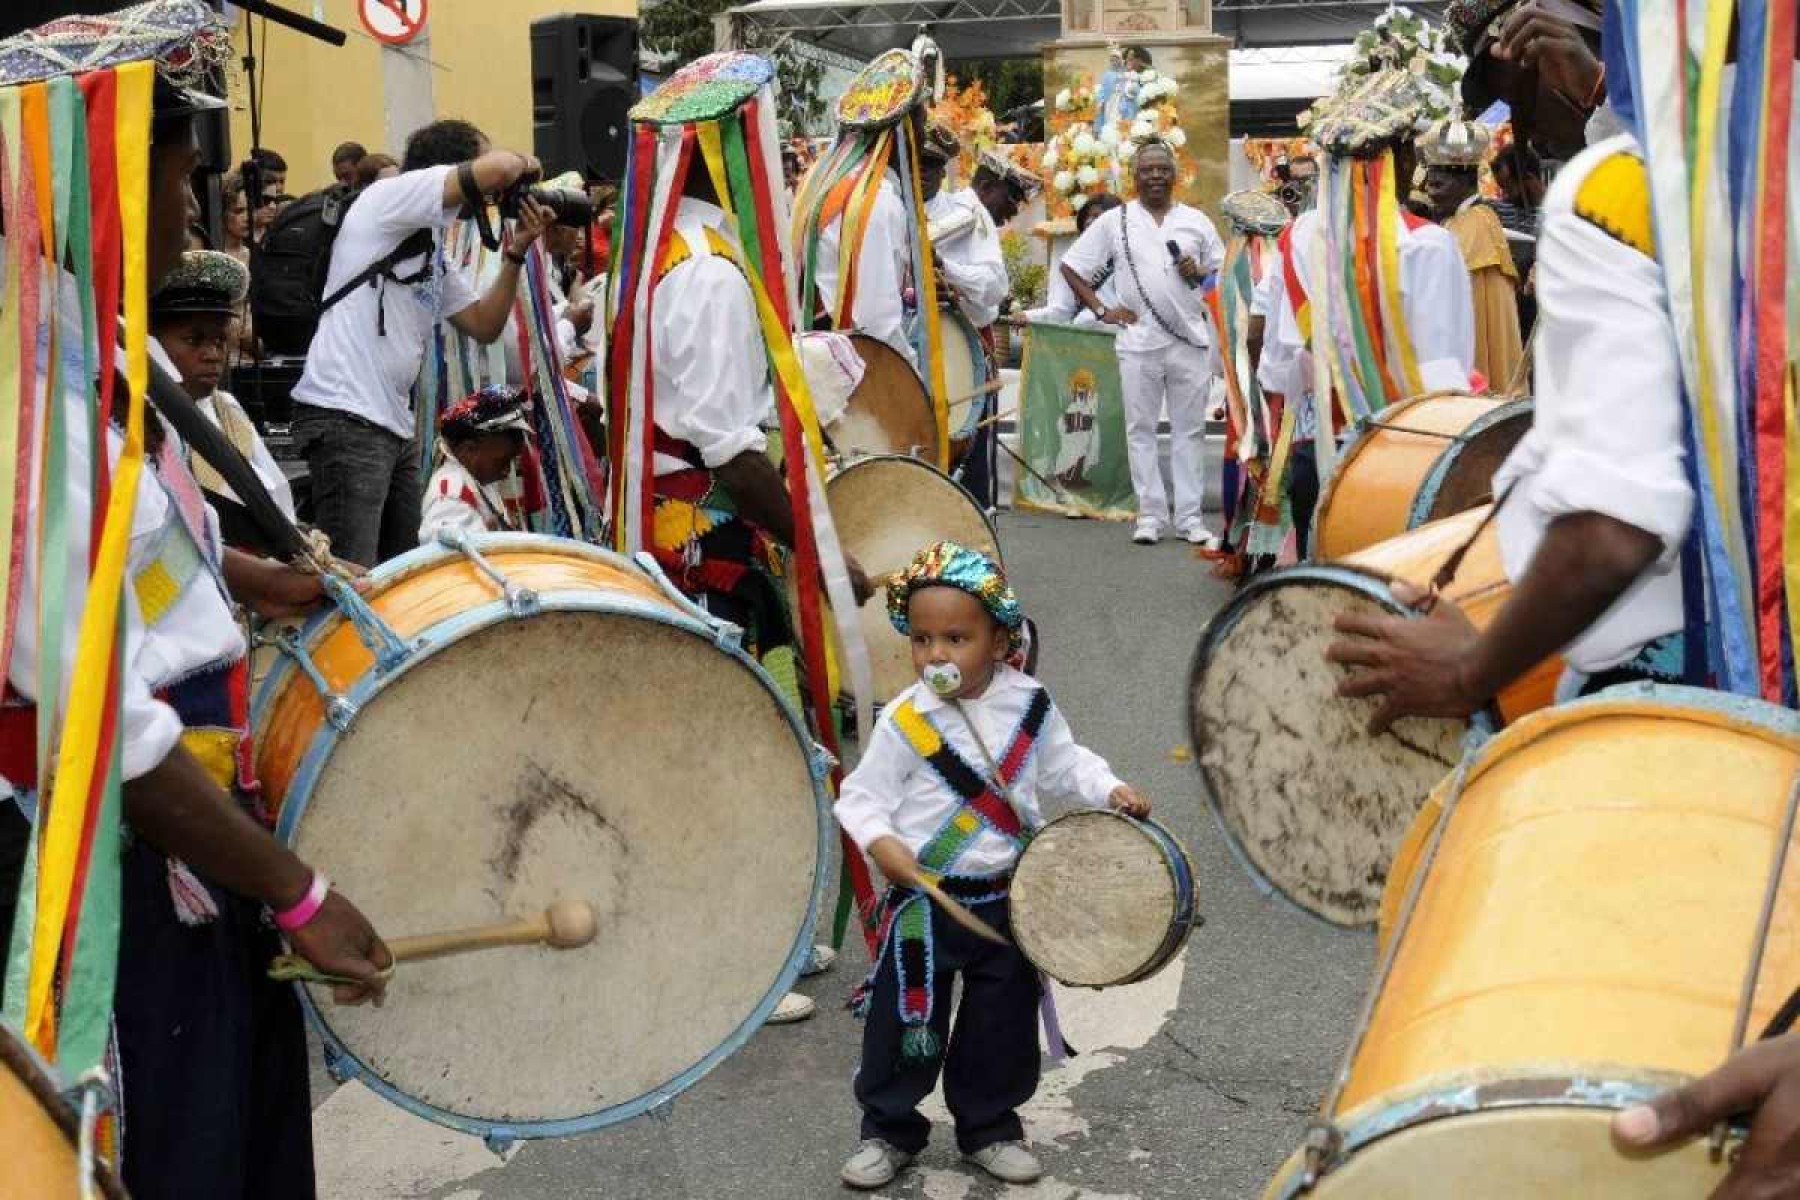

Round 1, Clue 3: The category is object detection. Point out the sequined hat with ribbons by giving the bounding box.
[886,540,1024,651]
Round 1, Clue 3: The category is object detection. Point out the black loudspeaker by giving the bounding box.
[530,14,638,183]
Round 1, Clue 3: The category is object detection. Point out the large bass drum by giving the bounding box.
[1187,505,1561,927]
[1264,687,1800,1198]
[253,534,828,1143]
[0,1024,126,1199]
[825,334,939,462]
[933,308,989,460]
[1313,392,1532,560]
[799,455,1002,702]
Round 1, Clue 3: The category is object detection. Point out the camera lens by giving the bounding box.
[528,186,596,227]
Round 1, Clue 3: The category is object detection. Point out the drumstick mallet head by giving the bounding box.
[543,897,599,948]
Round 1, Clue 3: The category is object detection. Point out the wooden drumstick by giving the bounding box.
[916,879,1010,946]
[385,898,599,965]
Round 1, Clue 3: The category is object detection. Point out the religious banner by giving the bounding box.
[1015,321,1135,518]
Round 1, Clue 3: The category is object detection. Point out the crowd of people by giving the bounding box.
[0,0,1797,1197]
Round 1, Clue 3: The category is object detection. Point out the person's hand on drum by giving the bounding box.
[284,889,395,1006]
[1100,305,1138,328]
[1107,784,1151,818]
[225,550,369,619]
[1612,1034,1800,1199]
[1326,579,1485,735]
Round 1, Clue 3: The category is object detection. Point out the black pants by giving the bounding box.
[1288,442,1320,559]
[291,403,421,568]
[855,896,1040,1155]
[115,838,316,1200]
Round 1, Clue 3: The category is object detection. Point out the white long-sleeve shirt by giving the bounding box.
[926,189,1009,328]
[835,666,1124,877]
[651,198,772,475]
[814,173,914,366]
[1261,206,1475,399]
[1058,200,1224,355]
[1492,134,1690,672]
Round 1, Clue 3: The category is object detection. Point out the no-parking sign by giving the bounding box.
[358,0,428,46]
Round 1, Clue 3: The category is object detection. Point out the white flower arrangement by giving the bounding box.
[1166,126,1187,148]
[1071,193,1090,211]
[1053,169,1075,193]
[1076,164,1100,187]
[1055,87,1074,111]
[1041,148,1058,170]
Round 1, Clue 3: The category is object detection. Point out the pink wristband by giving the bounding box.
[274,873,330,932]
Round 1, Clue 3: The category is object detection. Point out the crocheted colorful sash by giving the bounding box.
[857,686,1049,1062]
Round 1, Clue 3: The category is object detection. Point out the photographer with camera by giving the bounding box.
[291,118,555,567]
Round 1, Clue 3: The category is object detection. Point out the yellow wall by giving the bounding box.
[229,1,637,194]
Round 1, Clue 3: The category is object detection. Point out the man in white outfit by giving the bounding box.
[1059,141,1225,546]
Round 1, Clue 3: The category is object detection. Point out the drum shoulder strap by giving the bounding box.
[890,688,1051,875]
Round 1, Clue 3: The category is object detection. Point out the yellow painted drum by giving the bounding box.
[1264,687,1800,1198]
[1189,505,1562,926]
[253,533,828,1144]
[0,1024,126,1199]
[1313,392,1531,560]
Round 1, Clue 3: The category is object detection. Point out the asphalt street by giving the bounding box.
[308,462,1377,1200]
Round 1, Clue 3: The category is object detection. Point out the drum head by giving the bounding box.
[1011,811,1192,987]
[1415,401,1532,527]
[0,1025,125,1200]
[936,312,987,442]
[1265,1105,1725,1199]
[831,335,938,461]
[1188,574,1465,926]
[825,457,1000,700]
[285,607,822,1132]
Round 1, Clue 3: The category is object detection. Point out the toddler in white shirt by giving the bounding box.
[835,541,1149,1191]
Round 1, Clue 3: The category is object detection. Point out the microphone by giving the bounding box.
[1167,240,1200,289]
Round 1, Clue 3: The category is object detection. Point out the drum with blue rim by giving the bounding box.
[1009,810,1198,988]
[252,533,829,1147]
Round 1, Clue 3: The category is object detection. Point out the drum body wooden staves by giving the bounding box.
[1263,687,1800,1198]
[1010,810,1197,987]
[1187,504,1562,926]
[0,1024,125,1200]
[253,534,829,1143]
[827,334,939,462]
[801,456,1002,702]
[1313,392,1532,560]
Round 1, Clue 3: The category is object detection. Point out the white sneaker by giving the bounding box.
[1180,523,1220,550]
[842,1139,915,1189]
[1131,519,1164,545]
[963,1141,1043,1184]
[766,991,815,1024]
[801,944,837,977]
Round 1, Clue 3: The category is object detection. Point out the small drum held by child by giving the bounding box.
[1009,810,1198,988]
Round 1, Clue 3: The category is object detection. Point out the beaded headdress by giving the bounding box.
[886,541,1025,652]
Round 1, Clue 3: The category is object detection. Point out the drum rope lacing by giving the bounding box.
[1300,730,1486,1189]
[1713,764,1800,1160]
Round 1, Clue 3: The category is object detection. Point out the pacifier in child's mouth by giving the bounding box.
[922,661,963,698]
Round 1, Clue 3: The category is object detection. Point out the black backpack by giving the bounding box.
[250,183,435,355]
